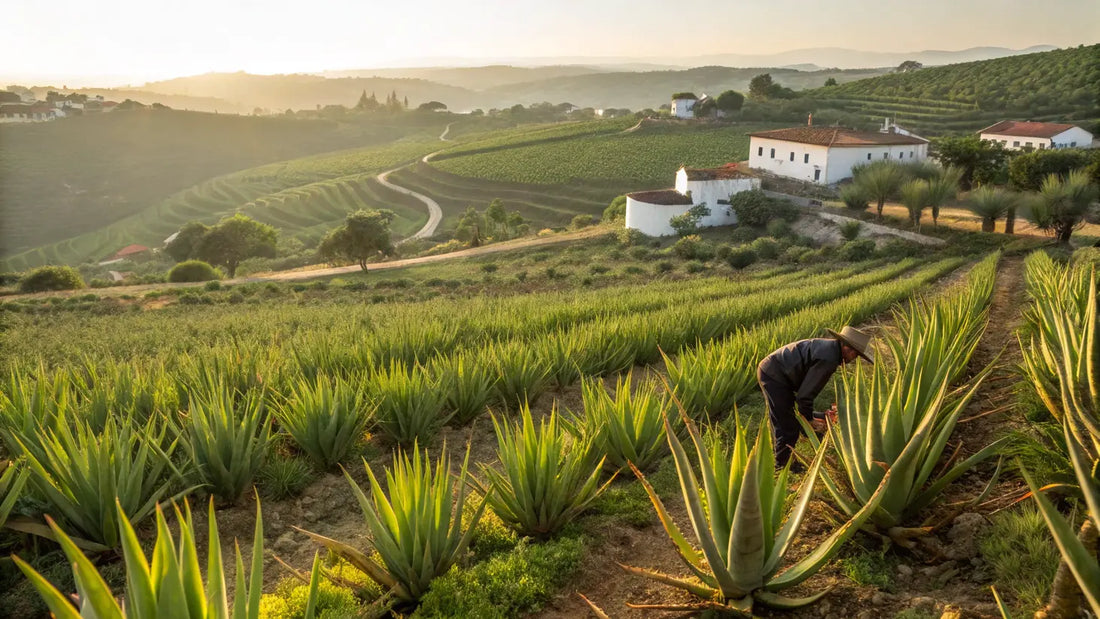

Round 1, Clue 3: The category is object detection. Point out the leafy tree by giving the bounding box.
[967,186,1019,232]
[485,199,507,237]
[455,207,485,247]
[165,221,210,262]
[824,78,838,87]
[318,209,396,271]
[853,161,906,218]
[896,60,923,72]
[1027,170,1099,243]
[669,204,710,237]
[715,90,745,113]
[671,92,697,100]
[1010,148,1093,191]
[168,260,220,282]
[194,214,277,277]
[693,98,717,118]
[417,101,447,111]
[729,190,799,226]
[931,136,1009,189]
[748,74,775,100]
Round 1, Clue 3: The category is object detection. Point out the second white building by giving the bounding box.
[748,126,928,184]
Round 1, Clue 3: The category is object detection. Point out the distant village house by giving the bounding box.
[625,163,760,236]
[978,120,1094,151]
[748,118,928,184]
[670,93,698,119]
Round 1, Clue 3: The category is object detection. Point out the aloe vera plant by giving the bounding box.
[274,376,371,469]
[297,443,486,605]
[16,416,190,548]
[369,361,449,445]
[13,498,319,619]
[572,374,670,472]
[181,387,270,505]
[805,254,1002,541]
[481,404,611,537]
[622,404,890,613]
[0,459,28,529]
[431,350,496,425]
[488,340,550,411]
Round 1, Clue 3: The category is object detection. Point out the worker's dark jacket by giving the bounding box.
[758,338,842,418]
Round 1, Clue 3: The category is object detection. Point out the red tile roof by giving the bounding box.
[750,127,927,147]
[977,120,1080,139]
[626,189,693,206]
[681,162,756,181]
[110,244,150,259]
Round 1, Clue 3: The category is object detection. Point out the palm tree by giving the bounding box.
[899,179,928,228]
[967,186,1018,233]
[854,161,905,219]
[925,166,962,227]
[1027,170,1100,243]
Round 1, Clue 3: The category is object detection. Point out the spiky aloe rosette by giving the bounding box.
[619,400,890,614]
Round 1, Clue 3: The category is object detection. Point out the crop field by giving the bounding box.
[430,121,784,186]
[8,230,1065,618]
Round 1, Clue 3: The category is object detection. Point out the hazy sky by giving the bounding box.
[6,0,1098,85]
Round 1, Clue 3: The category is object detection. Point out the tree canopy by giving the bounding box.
[715,90,745,112]
[193,214,278,277]
[930,136,1009,189]
[318,209,396,271]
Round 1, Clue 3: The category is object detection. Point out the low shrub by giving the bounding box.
[602,195,627,222]
[257,456,315,500]
[204,280,222,291]
[168,260,220,283]
[671,235,716,261]
[724,247,757,269]
[765,219,792,238]
[781,245,812,264]
[730,189,799,227]
[588,264,610,275]
[979,506,1060,614]
[878,238,920,258]
[628,246,651,260]
[749,236,780,260]
[515,271,527,282]
[616,227,650,247]
[839,239,876,261]
[480,263,499,273]
[18,265,85,292]
[839,184,870,211]
[570,214,595,229]
[730,226,758,243]
[840,220,863,241]
[259,577,360,619]
[685,261,706,273]
[654,261,674,274]
[412,536,586,619]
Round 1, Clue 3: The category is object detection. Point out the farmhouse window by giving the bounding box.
[867,153,872,160]
[1013,141,1020,147]
[1072,141,1077,147]
[770,148,775,158]
[884,153,889,159]
[1026,142,1033,148]
[789,152,794,161]
[814,169,821,181]
[758,146,763,156]
[803,154,809,163]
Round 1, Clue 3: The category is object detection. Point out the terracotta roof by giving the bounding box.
[626,189,693,206]
[750,127,927,147]
[977,120,1081,139]
[681,163,756,181]
[110,244,150,259]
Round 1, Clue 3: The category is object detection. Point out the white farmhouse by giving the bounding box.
[978,120,1094,150]
[671,94,698,119]
[748,125,928,184]
[625,164,760,237]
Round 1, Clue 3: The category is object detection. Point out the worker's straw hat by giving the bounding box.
[826,326,874,363]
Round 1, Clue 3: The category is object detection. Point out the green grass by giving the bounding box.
[979,506,1061,615]
[432,121,782,186]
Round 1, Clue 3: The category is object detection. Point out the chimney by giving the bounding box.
[807,113,813,127]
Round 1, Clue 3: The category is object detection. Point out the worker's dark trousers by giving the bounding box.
[757,364,807,468]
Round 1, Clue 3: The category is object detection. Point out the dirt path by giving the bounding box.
[3,227,611,300]
[376,164,444,241]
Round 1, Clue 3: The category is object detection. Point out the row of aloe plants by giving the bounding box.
[0,256,972,614]
[1012,250,1100,616]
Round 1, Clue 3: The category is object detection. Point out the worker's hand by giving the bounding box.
[811,418,827,434]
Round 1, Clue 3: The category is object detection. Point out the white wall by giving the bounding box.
[671,98,695,119]
[980,133,1052,150]
[1053,127,1094,149]
[748,137,927,184]
[625,196,693,237]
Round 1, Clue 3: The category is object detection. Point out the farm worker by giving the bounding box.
[756,326,874,472]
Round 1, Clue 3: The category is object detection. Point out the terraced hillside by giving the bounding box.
[804,44,1100,135]
[0,110,455,258]
[1,139,442,271]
